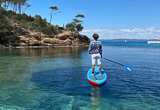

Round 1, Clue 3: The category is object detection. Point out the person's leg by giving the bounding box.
[99,65,102,75]
[97,54,102,75]
[91,54,96,76]
[91,65,95,76]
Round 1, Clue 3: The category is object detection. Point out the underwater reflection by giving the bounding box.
[0,47,89,57]
[89,85,103,110]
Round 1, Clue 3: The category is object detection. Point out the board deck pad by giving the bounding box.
[87,66,107,85]
[90,75,105,80]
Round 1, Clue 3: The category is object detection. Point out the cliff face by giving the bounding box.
[0,27,90,47]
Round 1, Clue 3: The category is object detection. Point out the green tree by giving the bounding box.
[49,6,58,24]
[0,0,2,7]
[74,14,85,24]
[42,25,58,35]
[0,7,12,44]
[66,14,85,33]
[33,15,47,31]
[74,14,85,33]
[75,24,83,32]
[66,22,76,32]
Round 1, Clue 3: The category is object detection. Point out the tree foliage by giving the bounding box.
[66,22,76,32]
[42,25,58,35]
[0,7,12,44]
[33,15,47,31]
[73,19,82,23]
[49,6,58,10]
[76,24,83,32]
[0,7,12,35]
[66,14,85,33]
[75,14,85,18]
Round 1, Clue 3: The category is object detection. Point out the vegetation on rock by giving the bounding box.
[66,14,85,33]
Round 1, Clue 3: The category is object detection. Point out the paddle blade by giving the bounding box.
[124,65,132,72]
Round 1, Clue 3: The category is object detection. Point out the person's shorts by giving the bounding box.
[91,53,101,65]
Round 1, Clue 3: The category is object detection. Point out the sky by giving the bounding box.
[26,0,160,39]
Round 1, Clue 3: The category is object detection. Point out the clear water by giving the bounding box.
[0,43,160,110]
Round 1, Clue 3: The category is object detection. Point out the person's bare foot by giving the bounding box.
[91,72,94,76]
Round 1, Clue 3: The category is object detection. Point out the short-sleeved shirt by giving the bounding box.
[88,40,102,54]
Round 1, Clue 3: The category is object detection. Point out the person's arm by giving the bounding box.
[88,42,92,54]
[99,42,102,58]
[100,52,102,58]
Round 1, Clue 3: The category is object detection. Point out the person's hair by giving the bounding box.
[92,33,99,40]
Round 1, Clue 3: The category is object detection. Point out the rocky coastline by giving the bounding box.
[0,27,90,48]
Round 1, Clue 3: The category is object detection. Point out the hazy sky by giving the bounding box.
[26,0,160,39]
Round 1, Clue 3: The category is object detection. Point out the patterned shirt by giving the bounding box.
[88,40,102,54]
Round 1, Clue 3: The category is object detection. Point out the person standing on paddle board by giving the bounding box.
[88,33,102,76]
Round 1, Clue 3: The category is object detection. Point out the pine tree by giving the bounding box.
[49,6,58,24]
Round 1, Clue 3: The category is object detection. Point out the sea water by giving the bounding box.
[0,43,160,110]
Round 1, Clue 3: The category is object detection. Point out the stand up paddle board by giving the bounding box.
[87,66,107,85]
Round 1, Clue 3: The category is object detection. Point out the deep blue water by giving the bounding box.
[0,43,160,110]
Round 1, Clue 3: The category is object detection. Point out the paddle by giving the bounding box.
[94,74,97,80]
[102,57,132,72]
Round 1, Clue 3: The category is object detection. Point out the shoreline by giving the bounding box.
[0,44,89,49]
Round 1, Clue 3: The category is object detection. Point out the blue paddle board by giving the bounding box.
[87,66,107,85]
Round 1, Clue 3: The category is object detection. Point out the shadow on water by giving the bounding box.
[31,66,111,98]
[30,66,111,109]
[30,66,115,109]
[31,66,92,96]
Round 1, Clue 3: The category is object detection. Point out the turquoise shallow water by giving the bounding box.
[103,42,160,47]
[0,43,160,110]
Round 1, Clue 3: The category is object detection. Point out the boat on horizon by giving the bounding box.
[147,38,160,44]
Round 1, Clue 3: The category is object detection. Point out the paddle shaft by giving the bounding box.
[94,74,97,80]
[102,57,124,66]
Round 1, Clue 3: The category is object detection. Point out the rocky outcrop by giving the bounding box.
[1,27,90,47]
